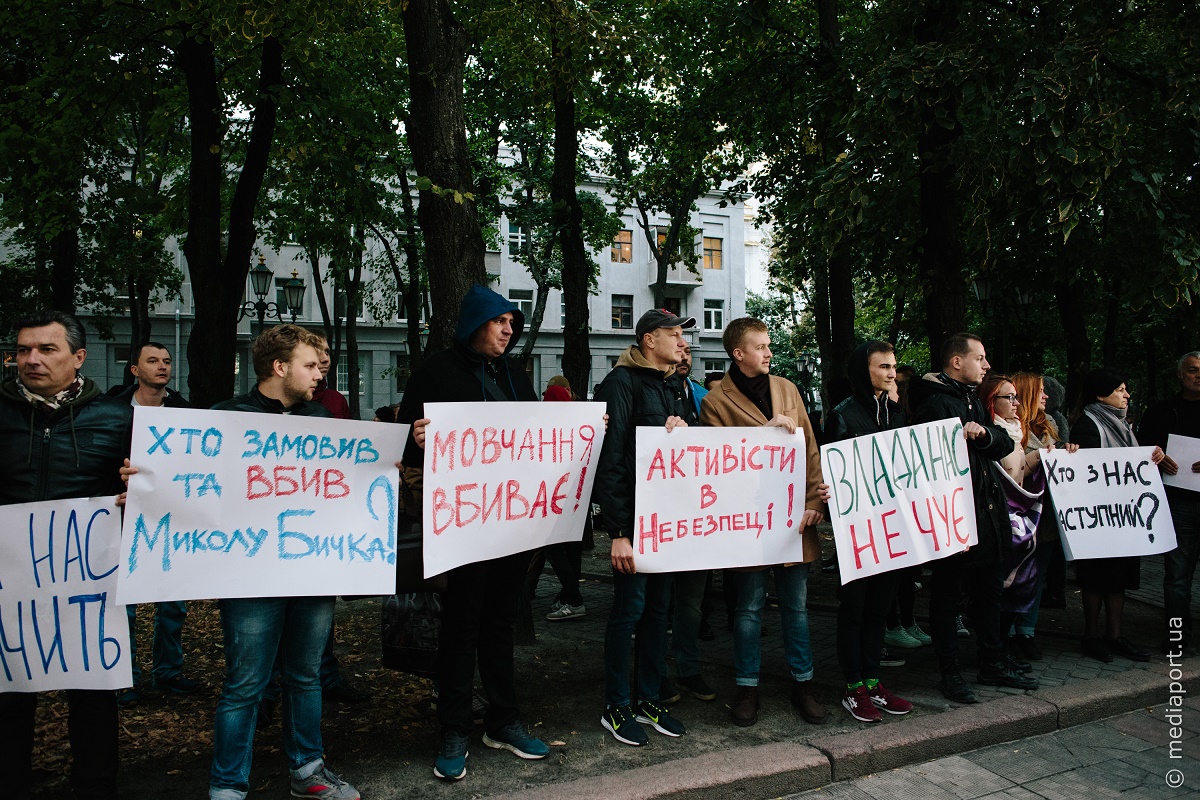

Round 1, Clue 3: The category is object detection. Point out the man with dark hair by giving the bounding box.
[114,342,199,706]
[594,308,697,746]
[398,284,549,781]
[907,332,1037,704]
[0,310,131,800]
[206,324,359,800]
[1138,351,1200,654]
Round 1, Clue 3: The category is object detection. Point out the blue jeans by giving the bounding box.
[604,570,672,708]
[1164,495,1200,645]
[732,564,813,686]
[126,601,187,684]
[671,570,707,679]
[209,597,334,799]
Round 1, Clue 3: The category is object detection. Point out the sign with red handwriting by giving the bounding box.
[120,406,407,603]
[1042,445,1177,560]
[633,426,807,573]
[821,418,977,584]
[1,497,132,692]
[422,402,606,576]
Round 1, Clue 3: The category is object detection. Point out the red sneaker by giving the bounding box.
[868,683,913,715]
[841,685,882,723]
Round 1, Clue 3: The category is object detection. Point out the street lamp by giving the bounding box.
[238,256,306,328]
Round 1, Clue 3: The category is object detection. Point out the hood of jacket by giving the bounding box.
[615,344,677,378]
[908,371,972,407]
[453,283,525,356]
[1043,375,1066,414]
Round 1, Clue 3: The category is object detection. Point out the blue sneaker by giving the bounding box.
[635,700,685,737]
[482,721,550,759]
[433,731,469,780]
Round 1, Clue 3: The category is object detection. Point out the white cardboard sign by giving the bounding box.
[632,426,808,573]
[1,497,132,692]
[120,406,407,602]
[821,418,978,584]
[1042,446,1177,560]
[421,402,606,576]
[1164,434,1200,494]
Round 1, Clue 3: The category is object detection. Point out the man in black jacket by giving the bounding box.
[908,333,1037,703]
[0,311,131,800]
[593,309,697,747]
[114,342,200,705]
[206,325,359,800]
[397,284,549,781]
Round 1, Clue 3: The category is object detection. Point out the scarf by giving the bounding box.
[994,415,1024,449]
[17,375,84,412]
[729,363,772,419]
[1082,401,1138,448]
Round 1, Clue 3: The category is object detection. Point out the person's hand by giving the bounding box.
[1063,442,1080,453]
[963,421,987,440]
[611,537,636,574]
[1192,460,1200,474]
[116,492,128,507]
[1157,451,1179,475]
[120,458,138,485]
[413,417,430,448]
[765,414,797,434]
[817,482,832,503]
[800,509,823,529]
[664,416,687,432]
[603,413,610,432]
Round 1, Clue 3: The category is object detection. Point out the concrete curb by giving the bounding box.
[488,664,1200,799]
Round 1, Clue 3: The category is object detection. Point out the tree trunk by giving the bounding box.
[1054,278,1091,413]
[49,228,79,313]
[180,34,283,408]
[345,235,363,420]
[402,0,487,354]
[914,0,967,370]
[551,15,592,399]
[396,167,425,368]
[810,263,834,401]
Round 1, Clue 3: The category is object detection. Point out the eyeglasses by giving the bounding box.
[997,394,1019,402]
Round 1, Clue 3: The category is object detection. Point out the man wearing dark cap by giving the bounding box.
[397,284,549,781]
[593,309,699,746]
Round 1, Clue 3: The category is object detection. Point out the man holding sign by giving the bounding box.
[908,333,1037,704]
[205,325,359,800]
[0,311,131,800]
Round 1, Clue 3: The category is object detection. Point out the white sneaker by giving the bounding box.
[546,601,586,621]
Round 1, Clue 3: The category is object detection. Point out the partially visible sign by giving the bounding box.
[1164,434,1200,494]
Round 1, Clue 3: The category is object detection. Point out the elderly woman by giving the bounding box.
[1070,368,1168,662]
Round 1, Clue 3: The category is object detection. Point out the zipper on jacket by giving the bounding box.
[35,424,52,501]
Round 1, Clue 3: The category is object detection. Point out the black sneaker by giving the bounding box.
[1005,653,1032,674]
[939,670,978,704]
[602,705,648,746]
[153,674,202,695]
[678,673,717,701]
[879,647,906,667]
[635,700,686,737]
[977,662,1038,690]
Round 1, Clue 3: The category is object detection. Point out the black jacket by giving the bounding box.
[115,383,192,408]
[0,377,132,505]
[211,386,332,418]
[592,350,700,540]
[908,373,1015,565]
[1137,393,1200,507]
[827,343,907,441]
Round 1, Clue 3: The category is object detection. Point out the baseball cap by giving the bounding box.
[635,308,696,340]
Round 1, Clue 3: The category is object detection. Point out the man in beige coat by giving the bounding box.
[700,317,827,727]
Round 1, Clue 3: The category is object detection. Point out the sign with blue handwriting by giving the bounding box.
[1,497,132,692]
[119,406,407,603]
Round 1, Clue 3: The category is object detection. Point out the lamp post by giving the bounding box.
[238,256,306,330]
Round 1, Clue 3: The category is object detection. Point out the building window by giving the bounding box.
[113,345,131,364]
[507,221,527,256]
[611,294,634,329]
[704,299,724,331]
[703,237,723,270]
[509,288,534,318]
[335,352,370,395]
[334,290,365,321]
[662,297,683,317]
[703,359,726,373]
[611,230,633,263]
[395,352,411,392]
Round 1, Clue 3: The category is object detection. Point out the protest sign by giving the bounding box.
[120,406,407,603]
[632,426,807,573]
[422,402,606,576]
[1164,434,1200,493]
[821,418,977,584]
[1043,446,1177,560]
[1,497,132,692]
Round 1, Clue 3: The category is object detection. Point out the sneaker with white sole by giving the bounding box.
[904,623,933,646]
[433,732,469,781]
[883,626,923,649]
[841,685,882,723]
[635,700,685,737]
[545,601,587,621]
[290,764,360,798]
[602,704,648,746]
[867,683,913,715]
[482,721,550,759]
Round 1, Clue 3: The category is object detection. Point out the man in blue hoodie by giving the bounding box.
[397,285,549,781]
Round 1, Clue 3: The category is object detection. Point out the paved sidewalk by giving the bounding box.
[785,700,1200,799]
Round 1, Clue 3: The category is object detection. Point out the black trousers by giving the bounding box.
[545,541,584,606]
[436,551,528,736]
[0,689,118,800]
[929,556,1006,668]
[837,570,901,685]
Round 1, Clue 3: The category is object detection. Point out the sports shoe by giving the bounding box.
[117,687,142,708]
[678,673,717,701]
[1005,653,1032,674]
[483,721,550,759]
[433,732,469,780]
[867,683,913,715]
[545,601,587,621]
[905,623,933,646]
[635,700,686,737]
[154,674,202,695]
[602,705,648,746]
[955,615,971,638]
[977,662,1038,691]
[290,764,359,798]
[884,626,923,650]
[879,647,906,667]
[939,669,978,704]
[841,685,882,723]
